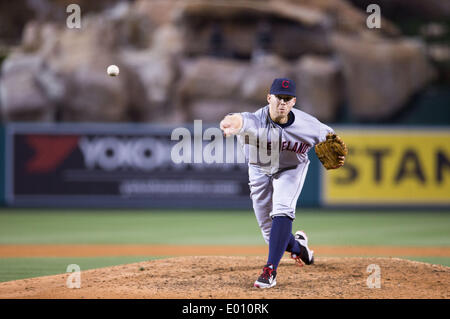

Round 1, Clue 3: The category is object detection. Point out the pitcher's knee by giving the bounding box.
[271,203,295,220]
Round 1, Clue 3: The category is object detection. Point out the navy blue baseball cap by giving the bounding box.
[270,78,296,97]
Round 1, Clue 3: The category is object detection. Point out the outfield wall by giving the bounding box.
[321,128,450,207]
[0,123,449,209]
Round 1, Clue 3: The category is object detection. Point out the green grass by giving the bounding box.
[0,209,449,282]
[0,209,262,245]
[0,209,449,246]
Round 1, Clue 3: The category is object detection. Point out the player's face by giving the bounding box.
[267,94,296,120]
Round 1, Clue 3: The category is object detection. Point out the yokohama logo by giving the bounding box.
[78,136,168,171]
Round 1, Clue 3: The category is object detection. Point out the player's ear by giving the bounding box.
[267,94,271,103]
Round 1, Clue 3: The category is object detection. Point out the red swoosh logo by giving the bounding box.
[26,135,79,173]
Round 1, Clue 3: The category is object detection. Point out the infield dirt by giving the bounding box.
[0,256,449,299]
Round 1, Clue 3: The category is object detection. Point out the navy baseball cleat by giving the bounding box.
[291,230,314,266]
[254,264,277,289]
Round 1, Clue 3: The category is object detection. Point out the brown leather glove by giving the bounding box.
[315,133,348,170]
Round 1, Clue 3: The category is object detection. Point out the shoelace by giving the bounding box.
[261,267,273,279]
[291,253,304,267]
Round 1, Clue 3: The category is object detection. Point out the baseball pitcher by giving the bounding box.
[219,78,347,288]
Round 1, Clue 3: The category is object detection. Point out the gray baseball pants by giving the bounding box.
[248,162,310,244]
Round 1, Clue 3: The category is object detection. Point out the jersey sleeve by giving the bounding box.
[317,122,335,143]
[237,112,259,135]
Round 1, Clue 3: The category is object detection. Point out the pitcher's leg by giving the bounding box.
[248,167,273,244]
[267,163,310,267]
[266,215,293,268]
[271,163,309,220]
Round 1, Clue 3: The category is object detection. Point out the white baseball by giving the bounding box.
[107,65,120,77]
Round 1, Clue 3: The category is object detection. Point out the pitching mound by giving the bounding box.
[0,256,448,299]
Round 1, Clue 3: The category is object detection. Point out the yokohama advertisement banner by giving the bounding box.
[5,123,252,208]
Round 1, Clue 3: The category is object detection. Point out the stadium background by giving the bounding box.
[0,0,449,288]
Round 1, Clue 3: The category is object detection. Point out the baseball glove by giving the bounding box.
[315,133,348,170]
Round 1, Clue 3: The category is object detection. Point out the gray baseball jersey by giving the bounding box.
[236,105,334,243]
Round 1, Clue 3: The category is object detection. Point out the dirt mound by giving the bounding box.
[0,256,448,299]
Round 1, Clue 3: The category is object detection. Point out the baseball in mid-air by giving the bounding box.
[107,65,120,77]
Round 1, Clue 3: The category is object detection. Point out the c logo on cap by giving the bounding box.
[282,80,289,88]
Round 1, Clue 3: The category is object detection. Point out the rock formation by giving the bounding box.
[0,0,440,124]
